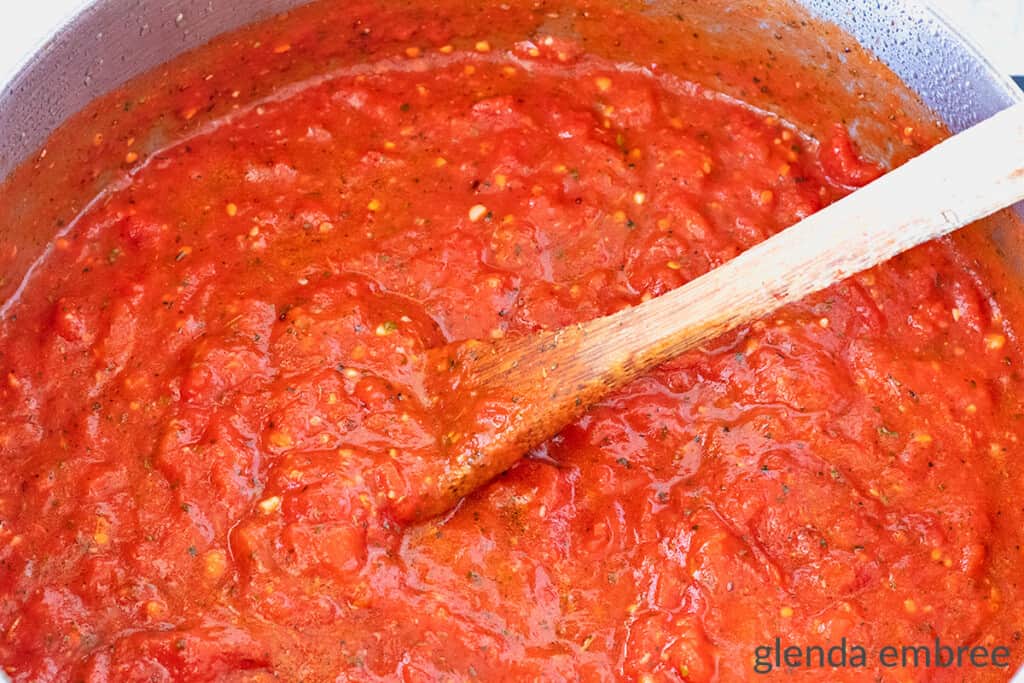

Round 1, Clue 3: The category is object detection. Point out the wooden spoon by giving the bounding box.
[394,101,1024,523]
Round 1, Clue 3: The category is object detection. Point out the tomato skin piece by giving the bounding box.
[819,123,886,188]
[51,297,97,343]
[353,376,392,410]
[281,521,367,577]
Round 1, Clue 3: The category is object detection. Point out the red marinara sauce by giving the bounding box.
[1,0,1023,681]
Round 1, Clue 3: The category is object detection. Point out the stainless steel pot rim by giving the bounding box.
[799,0,1023,128]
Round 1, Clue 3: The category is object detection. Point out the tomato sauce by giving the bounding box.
[1,0,1023,680]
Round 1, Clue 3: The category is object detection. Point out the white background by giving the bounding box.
[0,1,1022,89]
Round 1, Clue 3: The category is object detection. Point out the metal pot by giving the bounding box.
[0,1,1021,680]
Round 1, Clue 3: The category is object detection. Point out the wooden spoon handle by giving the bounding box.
[403,102,1024,523]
